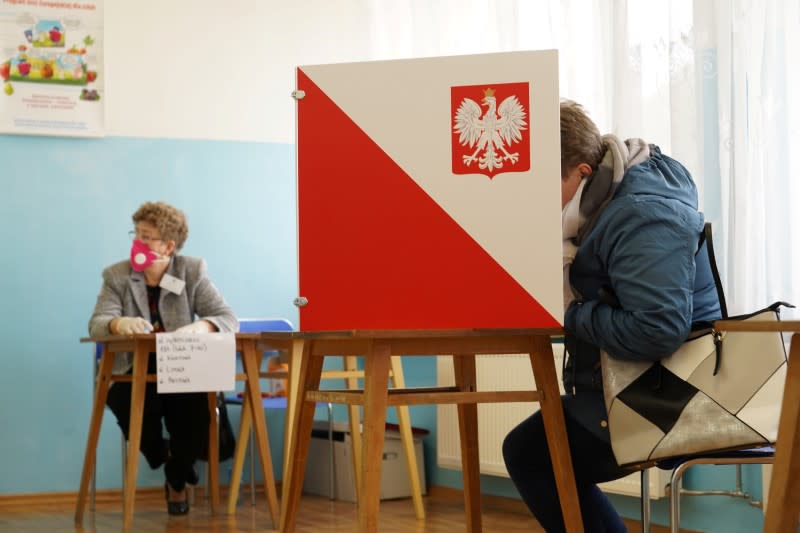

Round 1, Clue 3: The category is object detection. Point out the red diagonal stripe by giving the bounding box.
[297,68,559,330]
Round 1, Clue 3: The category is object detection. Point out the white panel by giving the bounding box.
[302,51,563,323]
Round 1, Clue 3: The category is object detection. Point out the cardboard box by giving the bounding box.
[303,421,426,502]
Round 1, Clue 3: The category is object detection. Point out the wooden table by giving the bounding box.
[714,320,800,533]
[269,328,584,533]
[74,333,280,530]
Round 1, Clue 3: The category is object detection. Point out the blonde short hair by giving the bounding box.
[132,201,189,251]
[560,99,604,177]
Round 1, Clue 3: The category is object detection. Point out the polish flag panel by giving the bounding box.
[296,50,562,331]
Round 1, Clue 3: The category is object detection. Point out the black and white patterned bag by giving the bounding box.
[601,302,789,467]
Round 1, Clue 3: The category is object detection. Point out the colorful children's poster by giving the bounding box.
[0,0,104,137]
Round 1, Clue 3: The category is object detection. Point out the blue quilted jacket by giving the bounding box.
[562,146,722,442]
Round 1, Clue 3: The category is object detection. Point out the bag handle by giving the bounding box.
[703,223,729,319]
[700,222,728,376]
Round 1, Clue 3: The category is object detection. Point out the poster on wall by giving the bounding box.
[296,50,562,331]
[0,0,103,137]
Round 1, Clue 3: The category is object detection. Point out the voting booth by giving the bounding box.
[295,50,563,330]
[279,50,594,533]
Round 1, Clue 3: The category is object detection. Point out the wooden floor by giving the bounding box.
[0,487,671,533]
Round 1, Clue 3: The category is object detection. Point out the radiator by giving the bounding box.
[435,348,669,498]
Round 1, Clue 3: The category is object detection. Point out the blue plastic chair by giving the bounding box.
[226,318,335,505]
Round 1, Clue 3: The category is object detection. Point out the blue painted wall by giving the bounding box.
[0,134,769,531]
[0,135,298,491]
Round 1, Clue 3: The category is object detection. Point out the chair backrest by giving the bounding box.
[232,318,294,398]
[238,317,294,333]
[238,318,295,365]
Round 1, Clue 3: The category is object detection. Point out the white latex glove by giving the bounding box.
[174,320,213,334]
[115,316,154,335]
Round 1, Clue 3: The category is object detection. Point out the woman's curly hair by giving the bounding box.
[132,201,189,251]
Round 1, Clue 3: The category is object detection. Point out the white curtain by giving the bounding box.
[360,0,800,317]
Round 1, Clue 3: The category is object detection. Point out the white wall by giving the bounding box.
[106,0,374,142]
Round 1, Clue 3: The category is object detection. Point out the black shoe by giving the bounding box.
[164,483,189,516]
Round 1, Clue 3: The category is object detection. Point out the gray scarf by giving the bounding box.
[562,135,651,308]
[576,135,651,244]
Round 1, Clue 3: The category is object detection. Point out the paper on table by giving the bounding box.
[156,332,235,393]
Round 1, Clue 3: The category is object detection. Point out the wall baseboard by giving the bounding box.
[0,484,230,510]
[1,484,496,512]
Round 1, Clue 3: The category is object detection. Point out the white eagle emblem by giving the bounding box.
[453,88,528,172]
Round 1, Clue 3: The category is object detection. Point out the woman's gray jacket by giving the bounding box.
[88,255,238,374]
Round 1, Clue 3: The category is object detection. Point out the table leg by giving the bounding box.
[282,339,306,491]
[344,355,363,504]
[453,354,481,533]
[227,388,251,514]
[529,336,584,533]
[241,340,279,527]
[75,347,115,525]
[281,339,306,522]
[764,333,800,532]
[359,341,392,533]
[123,343,148,530]
[280,343,323,533]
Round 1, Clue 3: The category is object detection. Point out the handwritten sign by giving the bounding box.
[156,332,235,393]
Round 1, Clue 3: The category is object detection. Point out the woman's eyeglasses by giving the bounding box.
[128,230,162,244]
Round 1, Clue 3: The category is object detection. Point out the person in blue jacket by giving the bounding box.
[502,100,721,532]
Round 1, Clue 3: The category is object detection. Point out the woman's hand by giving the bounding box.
[174,320,216,334]
[112,316,154,335]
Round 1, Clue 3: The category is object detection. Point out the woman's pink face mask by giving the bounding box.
[130,239,163,272]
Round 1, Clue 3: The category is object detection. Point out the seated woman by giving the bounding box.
[88,201,238,515]
[502,101,721,532]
